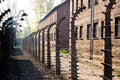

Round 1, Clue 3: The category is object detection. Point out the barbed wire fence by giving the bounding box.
[22,0,120,80]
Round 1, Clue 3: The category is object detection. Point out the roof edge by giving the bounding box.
[39,0,69,23]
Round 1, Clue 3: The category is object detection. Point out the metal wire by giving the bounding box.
[22,1,120,80]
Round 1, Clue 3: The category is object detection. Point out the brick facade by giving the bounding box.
[39,0,120,58]
[72,0,120,58]
[39,0,70,49]
[57,1,70,49]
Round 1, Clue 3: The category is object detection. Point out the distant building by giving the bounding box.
[39,0,70,49]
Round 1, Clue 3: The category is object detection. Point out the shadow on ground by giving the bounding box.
[10,48,23,56]
[0,48,44,80]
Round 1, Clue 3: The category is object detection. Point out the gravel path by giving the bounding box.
[0,48,62,80]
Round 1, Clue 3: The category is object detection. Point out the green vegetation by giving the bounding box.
[59,49,69,54]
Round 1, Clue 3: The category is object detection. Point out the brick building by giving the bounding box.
[70,0,120,58]
[39,0,70,49]
[39,0,120,57]
[25,1,120,79]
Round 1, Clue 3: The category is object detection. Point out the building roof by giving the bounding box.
[39,0,69,23]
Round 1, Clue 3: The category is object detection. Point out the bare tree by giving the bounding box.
[45,0,55,12]
[30,0,55,19]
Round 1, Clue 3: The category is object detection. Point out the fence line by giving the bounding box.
[22,0,120,80]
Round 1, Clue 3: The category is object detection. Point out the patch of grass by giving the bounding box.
[59,49,69,54]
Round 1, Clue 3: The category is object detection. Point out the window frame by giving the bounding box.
[102,0,106,1]
[88,0,91,8]
[93,22,98,39]
[115,17,120,39]
[75,27,78,40]
[79,26,83,39]
[101,21,105,39]
[87,24,90,39]
[88,0,98,8]
[94,0,98,5]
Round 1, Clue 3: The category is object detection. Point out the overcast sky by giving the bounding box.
[9,0,62,20]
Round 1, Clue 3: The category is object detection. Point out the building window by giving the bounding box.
[79,26,83,39]
[87,24,90,39]
[102,0,106,1]
[94,0,98,5]
[88,0,98,8]
[88,0,90,8]
[81,0,83,6]
[75,27,78,40]
[101,21,105,39]
[115,17,120,38]
[93,22,98,38]
[76,0,78,9]
[81,0,86,11]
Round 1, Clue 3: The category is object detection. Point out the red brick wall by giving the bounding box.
[57,1,70,49]
[39,1,70,49]
[72,0,120,58]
